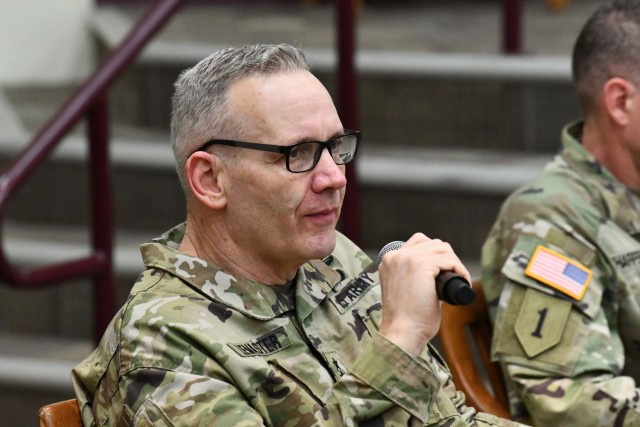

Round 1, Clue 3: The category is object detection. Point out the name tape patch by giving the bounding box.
[525,245,592,301]
[228,326,291,357]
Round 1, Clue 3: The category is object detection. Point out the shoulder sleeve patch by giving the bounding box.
[515,288,572,358]
[501,236,602,319]
[525,245,592,301]
[492,285,589,374]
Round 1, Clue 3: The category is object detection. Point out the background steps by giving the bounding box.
[0,1,604,424]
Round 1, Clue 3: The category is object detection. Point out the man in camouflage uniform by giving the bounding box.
[72,44,523,426]
[481,1,640,425]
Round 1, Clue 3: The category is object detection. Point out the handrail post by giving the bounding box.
[336,0,360,245]
[88,92,115,340]
[0,0,186,344]
[503,0,522,54]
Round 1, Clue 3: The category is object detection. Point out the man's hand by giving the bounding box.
[377,233,471,356]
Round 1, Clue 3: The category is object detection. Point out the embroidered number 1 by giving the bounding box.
[531,307,548,338]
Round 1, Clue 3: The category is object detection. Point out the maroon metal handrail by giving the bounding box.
[337,0,523,246]
[1,0,520,343]
[0,0,361,343]
[504,0,522,54]
[337,0,360,245]
[0,0,187,342]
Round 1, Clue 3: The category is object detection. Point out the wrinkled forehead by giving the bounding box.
[227,71,342,144]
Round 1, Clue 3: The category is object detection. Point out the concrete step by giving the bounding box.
[1,130,551,194]
[0,130,552,249]
[1,80,552,330]
[91,4,581,154]
[0,2,568,319]
[1,133,552,285]
[0,221,148,339]
[0,128,551,339]
[0,2,603,424]
[0,332,91,427]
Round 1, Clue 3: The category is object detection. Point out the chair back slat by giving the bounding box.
[439,281,511,420]
[38,398,82,427]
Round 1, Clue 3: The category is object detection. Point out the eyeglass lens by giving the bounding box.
[288,134,357,172]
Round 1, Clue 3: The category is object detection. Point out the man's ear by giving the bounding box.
[185,152,227,209]
[603,77,637,126]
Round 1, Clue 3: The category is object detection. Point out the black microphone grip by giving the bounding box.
[377,241,476,306]
[434,271,476,306]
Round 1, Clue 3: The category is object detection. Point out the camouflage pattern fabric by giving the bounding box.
[481,120,640,426]
[73,224,523,426]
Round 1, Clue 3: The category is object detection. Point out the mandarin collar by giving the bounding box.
[141,223,343,320]
[562,120,640,236]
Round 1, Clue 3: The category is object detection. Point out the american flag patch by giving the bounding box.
[525,245,592,301]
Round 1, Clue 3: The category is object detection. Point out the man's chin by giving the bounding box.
[306,231,337,259]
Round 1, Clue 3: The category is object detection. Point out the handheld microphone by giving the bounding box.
[377,241,476,306]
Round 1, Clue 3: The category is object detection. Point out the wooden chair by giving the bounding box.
[439,281,512,420]
[38,398,82,427]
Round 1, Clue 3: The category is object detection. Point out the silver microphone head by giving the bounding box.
[377,241,405,264]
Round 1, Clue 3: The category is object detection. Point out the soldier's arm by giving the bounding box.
[113,354,438,426]
[486,236,640,426]
[433,351,530,427]
[336,328,527,426]
[119,368,266,425]
[331,234,523,425]
[507,365,640,426]
[116,336,524,426]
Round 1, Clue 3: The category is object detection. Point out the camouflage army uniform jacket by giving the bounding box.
[482,120,640,426]
[73,223,521,426]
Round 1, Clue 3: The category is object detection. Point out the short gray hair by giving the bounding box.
[170,43,310,193]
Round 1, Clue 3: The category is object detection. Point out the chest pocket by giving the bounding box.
[253,353,331,426]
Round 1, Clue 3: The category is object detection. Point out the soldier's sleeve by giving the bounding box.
[119,368,266,425]
[486,233,640,426]
[439,366,528,427]
[333,331,527,426]
[328,232,524,426]
[116,348,522,427]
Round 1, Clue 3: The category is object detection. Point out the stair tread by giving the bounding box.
[0,128,552,193]
[92,4,573,81]
[4,221,147,276]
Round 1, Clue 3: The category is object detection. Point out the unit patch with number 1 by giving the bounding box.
[515,288,572,358]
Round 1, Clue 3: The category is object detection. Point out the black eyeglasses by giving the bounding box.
[195,131,360,173]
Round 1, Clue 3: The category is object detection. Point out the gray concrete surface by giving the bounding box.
[0,1,611,424]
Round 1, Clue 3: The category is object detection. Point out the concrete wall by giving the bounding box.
[0,0,95,85]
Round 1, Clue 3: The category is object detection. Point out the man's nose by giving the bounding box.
[312,148,347,189]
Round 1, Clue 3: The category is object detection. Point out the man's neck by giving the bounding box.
[178,217,299,286]
[582,118,640,190]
